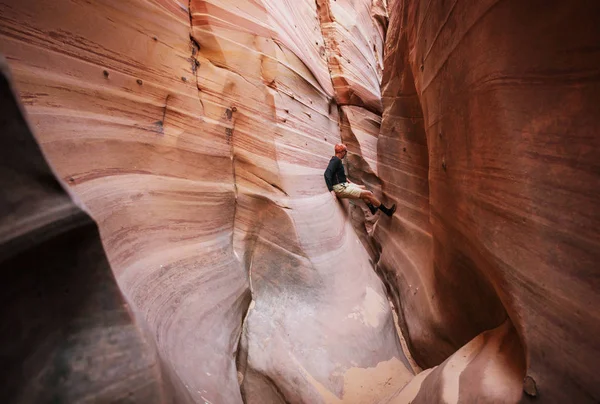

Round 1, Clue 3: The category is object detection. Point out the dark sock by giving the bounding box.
[366,202,378,215]
[379,203,396,217]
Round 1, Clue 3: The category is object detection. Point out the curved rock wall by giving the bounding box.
[1,1,250,401]
[1,0,412,403]
[1,0,600,403]
[0,57,187,403]
[188,1,413,402]
[375,0,600,402]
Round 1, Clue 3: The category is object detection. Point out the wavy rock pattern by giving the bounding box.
[383,320,525,404]
[1,1,250,401]
[1,0,411,403]
[375,0,600,402]
[0,57,184,403]
[1,0,600,403]
[188,1,413,402]
[316,0,387,113]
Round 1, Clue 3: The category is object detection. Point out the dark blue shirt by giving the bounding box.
[324,156,347,191]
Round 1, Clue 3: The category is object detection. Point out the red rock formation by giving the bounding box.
[1,0,600,403]
[1,0,411,402]
[316,0,387,113]
[1,1,251,401]
[0,57,186,403]
[383,320,526,404]
[188,0,413,401]
[376,0,600,402]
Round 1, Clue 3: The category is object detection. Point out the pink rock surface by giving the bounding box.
[189,1,412,401]
[1,0,410,402]
[383,320,525,404]
[317,0,387,113]
[1,0,600,403]
[0,57,184,403]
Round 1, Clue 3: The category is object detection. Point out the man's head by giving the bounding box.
[334,143,347,159]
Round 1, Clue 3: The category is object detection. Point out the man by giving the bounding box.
[324,143,396,217]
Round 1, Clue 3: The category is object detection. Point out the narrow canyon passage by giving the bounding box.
[1,1,599,404]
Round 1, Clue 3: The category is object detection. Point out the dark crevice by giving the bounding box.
[187,5,205,115]
[234,290,252,404]
[252,172,289,196]
[155,94,170,134]
[260,373,292,404]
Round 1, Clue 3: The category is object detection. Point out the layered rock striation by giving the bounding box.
[1,0,411,402]
[1,0,599,403]
[374,0,600,402]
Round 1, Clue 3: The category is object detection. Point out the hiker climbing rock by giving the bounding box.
[324,143,396,217]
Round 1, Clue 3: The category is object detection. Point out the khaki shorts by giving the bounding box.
[333,182,364,199]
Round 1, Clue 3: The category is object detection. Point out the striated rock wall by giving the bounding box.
[316,0,387,113]
[1,0,600,403]
[1,0,412,403]
[375,0,600,402]
[0,56,193,403]
[1,1,250,401]
[188,1,414,402]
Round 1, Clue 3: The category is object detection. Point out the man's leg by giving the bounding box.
[338,184,396,217]
[335,185,377,214]
[360,190,396,217]
[359,190,381,207]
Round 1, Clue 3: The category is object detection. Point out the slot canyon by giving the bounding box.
[1,0,599,403]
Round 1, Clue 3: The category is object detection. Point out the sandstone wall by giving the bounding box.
[1,0,599,403]
[375,0,600,402]
[0,0,412,402]
[0,56,190,403]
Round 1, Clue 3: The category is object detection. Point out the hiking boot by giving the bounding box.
[379,203,396,217]
[366,203,378,215]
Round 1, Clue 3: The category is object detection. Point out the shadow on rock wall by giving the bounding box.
[0,57,195,404]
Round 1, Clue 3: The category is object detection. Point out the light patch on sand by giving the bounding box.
[289,353,413,403]
[340,357,414,402]
[346,287,387,327]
